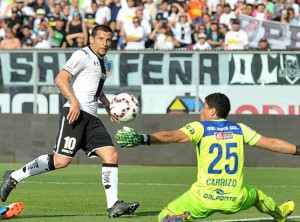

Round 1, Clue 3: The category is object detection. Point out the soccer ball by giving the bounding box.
[110,93,140,123]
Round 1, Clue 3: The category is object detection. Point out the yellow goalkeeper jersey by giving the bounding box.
[180,119,261,211]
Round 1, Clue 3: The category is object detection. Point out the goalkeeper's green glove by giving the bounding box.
[115,126,150,148]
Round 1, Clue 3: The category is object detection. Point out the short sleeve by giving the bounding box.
[239,123,262,146]
[62,50,87,76]
[180,121,204,145]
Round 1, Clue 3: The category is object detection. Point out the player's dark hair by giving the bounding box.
[91,25,113,37]
[205,93,231,119]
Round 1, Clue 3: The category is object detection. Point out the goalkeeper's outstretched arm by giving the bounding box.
[150,130,190,144]
[254,136,298,155]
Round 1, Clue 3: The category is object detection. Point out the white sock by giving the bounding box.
[11,154,54,182]
[102,164,118,209]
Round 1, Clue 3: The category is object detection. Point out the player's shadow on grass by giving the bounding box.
[18,213,107,219]
[17,211,160,220]
[135,210,160,217]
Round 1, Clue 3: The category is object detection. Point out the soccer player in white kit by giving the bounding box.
[0,25,139,218]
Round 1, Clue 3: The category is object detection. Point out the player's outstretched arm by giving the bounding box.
[115,127,190,148]
[254,136,299,155]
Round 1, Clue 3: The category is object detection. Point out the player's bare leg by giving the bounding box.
[0,154,69,202]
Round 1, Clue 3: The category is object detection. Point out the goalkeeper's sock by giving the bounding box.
[11,154,55,182]
[102,163,119,209]
[255,189,283,219]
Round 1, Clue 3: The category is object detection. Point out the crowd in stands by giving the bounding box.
[0,0,298,50]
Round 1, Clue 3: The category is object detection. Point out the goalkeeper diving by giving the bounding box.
[115,92,298,222]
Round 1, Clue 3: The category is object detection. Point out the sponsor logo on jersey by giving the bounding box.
[203,189,237,202]
[214,132,233,140]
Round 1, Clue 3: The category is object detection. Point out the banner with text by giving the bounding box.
[0,51,299,114]
[240,14,300,50]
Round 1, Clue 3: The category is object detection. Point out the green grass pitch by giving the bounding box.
[1,163,300,222]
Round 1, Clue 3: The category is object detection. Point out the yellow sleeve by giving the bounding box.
[179,121,204,146]
[238,123,262,146]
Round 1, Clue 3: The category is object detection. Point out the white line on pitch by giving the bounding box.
[17,181,300,189]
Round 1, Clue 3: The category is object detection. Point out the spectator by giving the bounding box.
[194,5,209,24]
[264,0,274,18]
[207,21,222,48]
[116,0,137,30]
[202,13,212,34]
[218,23,229,49]
[156,0,169,20]
[15,0,35,26]
[66,33,84,48]
[257,37,270,50]
[51,2,62,20]
[48,17,67,48]
[243,3,254,17]
[219,3,236,30]
[65,11,88,46]
[149,21,180,50]
[68,0,85,20]
[287,0,299,18]
[168,4,180,22]
[32,8,46,33]
[120,16,146,50]
[135,8,151,38]
[224,18,249,50]
[20,25,34,47]
[85,13,97,35]
[234,1,247,17]
[4,7,23,39]
[226,0,239,11]
[272,0,289,21]
[0,28,21,49]
[172,13,193,48]
[212,4,223,23]
[95,0,111,25]
[79,0,93,13]
[288,8,298,25]
[32,20,50,48]
[61,4,70,22]
[193,23,206,43]
[252,1,269,20]
[48,0,56,14]
[28,0,50,16]
[108,20,119,50]
[109,0,122,22]
[192,33,212,50]
[187,0,206,21]
[84,1,97,27]
[206,0,221,16]
[144,0,158,24]
[136,3,152,26]
[279,8,289,24]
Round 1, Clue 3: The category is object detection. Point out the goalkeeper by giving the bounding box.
[115,92,297,222]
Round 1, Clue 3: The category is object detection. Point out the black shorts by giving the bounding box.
[53,108,114,158]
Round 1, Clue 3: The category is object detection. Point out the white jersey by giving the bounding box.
[225,29,249,50]
[62,46,108,117]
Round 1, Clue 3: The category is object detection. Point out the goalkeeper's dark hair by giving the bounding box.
[205,93,231,119]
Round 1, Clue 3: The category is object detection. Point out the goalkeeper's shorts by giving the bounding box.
[158,183,257,221]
